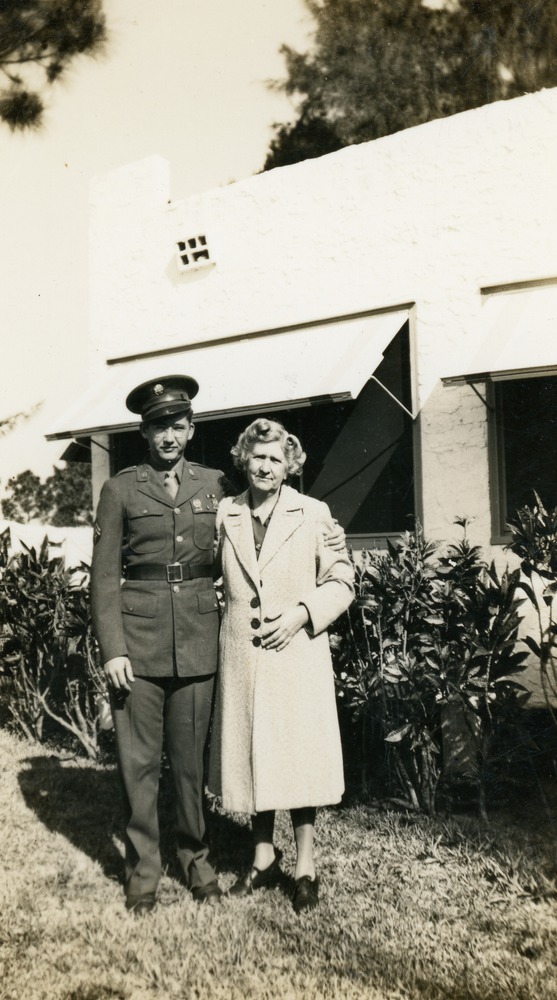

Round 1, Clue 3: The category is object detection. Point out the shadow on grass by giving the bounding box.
[18,755,124,881]
[17,754,257,887]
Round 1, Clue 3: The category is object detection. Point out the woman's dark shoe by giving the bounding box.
[292,875,319,913]
[228,849,283,897]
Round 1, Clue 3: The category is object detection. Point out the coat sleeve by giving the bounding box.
[299,502,354,636]
[90,476,127,664]
[212,496,229,580]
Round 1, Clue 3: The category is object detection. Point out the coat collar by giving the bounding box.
[222,484,305,585]
[135,459,204,507]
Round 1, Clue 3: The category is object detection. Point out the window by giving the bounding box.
[490,375,557,541]
[111,323,415,545]
[294,322,414,542]
[176,235,212,272]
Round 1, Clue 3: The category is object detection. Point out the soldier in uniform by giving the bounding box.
[91,375,226,913]
[91,374,346,915]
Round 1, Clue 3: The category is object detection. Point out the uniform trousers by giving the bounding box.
[111,673,216,899]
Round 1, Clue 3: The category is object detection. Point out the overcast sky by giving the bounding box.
[0,0,309,481]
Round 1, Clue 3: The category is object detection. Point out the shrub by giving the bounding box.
[507,491,557,723]
[331,521,529,816]
[0,527,107,759]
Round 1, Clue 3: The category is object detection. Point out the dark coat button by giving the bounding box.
[252,636,261,647]
[250,597,260,609]
[251,618,260,629]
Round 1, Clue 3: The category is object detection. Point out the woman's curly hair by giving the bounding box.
[231,418,306,477]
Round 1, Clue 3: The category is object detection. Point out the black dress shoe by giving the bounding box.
[191,880,222,906]
[125,892,156,916]
[228,849,283,897]
[292,875,319,913]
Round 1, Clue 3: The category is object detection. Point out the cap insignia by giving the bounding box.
[153,383,164,396]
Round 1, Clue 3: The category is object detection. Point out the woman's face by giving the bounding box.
[246,440,289,499]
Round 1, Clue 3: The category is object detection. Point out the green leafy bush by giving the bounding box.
[330,521,529,815]
[507,491,557,721]
[0,527,107,759]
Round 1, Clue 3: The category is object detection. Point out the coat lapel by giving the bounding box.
[222,492,260,590]
[257,485,304,574]
[222,486,306,584]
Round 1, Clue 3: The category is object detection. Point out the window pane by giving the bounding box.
[300,323,413,533]
[496,376,557,522]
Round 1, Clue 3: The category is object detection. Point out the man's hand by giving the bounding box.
[105,656,135,692]
[261,605,309,652]
[323,520,346,551]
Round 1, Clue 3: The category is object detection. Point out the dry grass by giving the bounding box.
[1,728,557,1000]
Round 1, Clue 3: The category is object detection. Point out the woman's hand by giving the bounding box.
[104,655,135,692]
[261,605,309,652]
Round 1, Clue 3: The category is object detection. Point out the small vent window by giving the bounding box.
[176,235,212,272]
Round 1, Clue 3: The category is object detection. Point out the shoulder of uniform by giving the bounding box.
[189,462,223,475]
[114,465,137,477]
[187,462,237,496]
[190,463,230,484]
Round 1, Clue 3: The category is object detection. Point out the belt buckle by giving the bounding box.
[166,563,184,583]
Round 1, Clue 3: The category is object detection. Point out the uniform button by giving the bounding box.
[173,585,180,593]
[251,618,260,629]
[252,636,261,647]
[250,597,260,609]
[174,508,181,514]
[176,535,184,542]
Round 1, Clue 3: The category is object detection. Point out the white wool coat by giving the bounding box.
[208,485,354,814]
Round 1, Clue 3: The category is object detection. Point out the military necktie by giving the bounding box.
[163,470,179,499]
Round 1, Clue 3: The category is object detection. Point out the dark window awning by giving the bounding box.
[442,285,557,385]
[46,309,411,441]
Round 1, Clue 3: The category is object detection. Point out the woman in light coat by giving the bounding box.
[209,418,354,913]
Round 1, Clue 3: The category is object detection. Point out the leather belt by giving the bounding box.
[126,563,213,583]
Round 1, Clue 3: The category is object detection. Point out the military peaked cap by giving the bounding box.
[126,375,199,422]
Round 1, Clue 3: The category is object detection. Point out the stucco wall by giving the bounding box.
[89,89,557,553]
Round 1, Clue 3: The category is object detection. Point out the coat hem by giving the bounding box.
[218,792,344,815]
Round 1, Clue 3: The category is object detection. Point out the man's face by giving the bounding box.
[141,412,194,466]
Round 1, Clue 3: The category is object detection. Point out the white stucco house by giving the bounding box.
[47,88,557,571]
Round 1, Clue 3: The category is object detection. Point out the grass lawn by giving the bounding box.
[1,727,557,1000]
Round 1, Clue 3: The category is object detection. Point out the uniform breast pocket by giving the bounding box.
[191,503,217,551]
[127,508,165,554]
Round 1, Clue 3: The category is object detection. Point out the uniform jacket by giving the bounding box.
[208,485,354,814]
[91,460,225,678]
